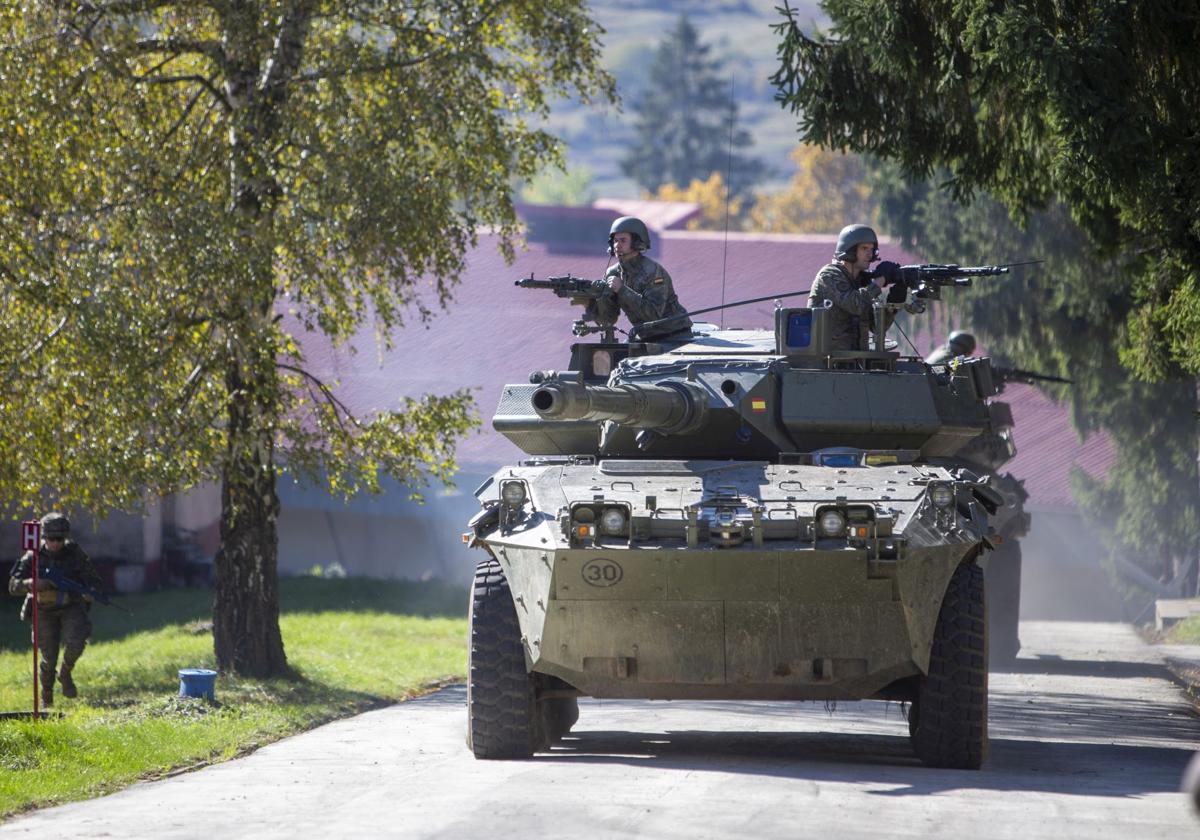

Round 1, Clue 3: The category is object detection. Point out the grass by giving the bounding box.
[1167,615,1200,645]
[0,576,469,817]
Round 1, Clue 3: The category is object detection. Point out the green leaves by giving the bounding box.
[0,1,612,515]
[772,0,1200,375]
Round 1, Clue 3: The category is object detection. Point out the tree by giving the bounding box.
[520,165,597,206]
[872,172,1199,598]
[621,15,765,196]
[748,144,874,233]
[651,172,741,231]
[0,2,612,675]
[771,1,1200,378]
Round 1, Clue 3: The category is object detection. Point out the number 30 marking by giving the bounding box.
[581,558,623,587]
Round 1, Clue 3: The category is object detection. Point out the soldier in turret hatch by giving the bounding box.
[927,331,977,365]
[808,223,904,351]
[591,216,692,342]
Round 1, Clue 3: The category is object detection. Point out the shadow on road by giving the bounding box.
[994,655,1176,681]
[538,728,1193,798]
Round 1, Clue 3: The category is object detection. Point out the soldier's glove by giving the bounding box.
[33,578,55,592]
[874,261,902,286]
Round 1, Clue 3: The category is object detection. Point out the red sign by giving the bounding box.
[21,521,40,552]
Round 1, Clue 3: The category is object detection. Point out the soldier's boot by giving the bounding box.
[40,681,53,707]
[59,665,77,699]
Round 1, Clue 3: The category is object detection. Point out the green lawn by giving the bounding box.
[0,577,469,817]
[1167,614,1200,645]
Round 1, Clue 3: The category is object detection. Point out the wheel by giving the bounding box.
[985,541,1022,665]
[467,556,538,759]
[540,696,579,742]
[910,560,988,769]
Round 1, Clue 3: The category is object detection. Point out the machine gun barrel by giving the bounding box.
[514,273,609,300]
[993,366,1072,385]
[531,380,708,435]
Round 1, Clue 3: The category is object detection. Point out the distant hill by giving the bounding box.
[547,0,827,198]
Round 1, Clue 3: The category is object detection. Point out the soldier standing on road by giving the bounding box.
[592,216,692,342]
[926,331,977,366]
[9,513,102,705]
[808,224,904,351]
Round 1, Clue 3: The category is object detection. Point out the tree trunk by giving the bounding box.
[212,359,288,676]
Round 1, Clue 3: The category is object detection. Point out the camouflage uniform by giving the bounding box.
[593,254,692,341]
[808,261,882,351]
[9,540,101,703]
[925,343,958,366]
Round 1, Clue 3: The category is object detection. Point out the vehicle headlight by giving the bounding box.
[817,509,846,537]
[929,483,954,509]
[500,480,527,507]
[599,507,627,536]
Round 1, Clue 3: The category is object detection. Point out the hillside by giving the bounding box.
[548,0,827,198]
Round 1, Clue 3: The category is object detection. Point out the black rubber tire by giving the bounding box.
[467,556,538,759]
[985,541,1022,666]
[541,696,579,741]
[910,561,988,769]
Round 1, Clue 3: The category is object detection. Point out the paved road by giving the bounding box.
[2,621,1198,839]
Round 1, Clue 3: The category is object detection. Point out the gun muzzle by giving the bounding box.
[531,380,708,435]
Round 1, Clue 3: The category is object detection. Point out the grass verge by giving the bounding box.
[0,576,468,817]
[1167,615,1200,645]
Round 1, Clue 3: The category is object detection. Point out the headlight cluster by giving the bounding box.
[569,504,629,541]
[814,505,875,540]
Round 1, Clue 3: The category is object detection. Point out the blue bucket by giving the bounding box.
[178,668,218,701]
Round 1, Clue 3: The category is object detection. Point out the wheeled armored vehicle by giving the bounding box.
[466,281,1011,769]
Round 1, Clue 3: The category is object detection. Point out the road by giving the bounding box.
[2,621,1197,839]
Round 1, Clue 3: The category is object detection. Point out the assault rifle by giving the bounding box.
[40,567,131,613]
[515,273,619,342]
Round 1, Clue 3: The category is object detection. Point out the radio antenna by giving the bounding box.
[719,74,735,328]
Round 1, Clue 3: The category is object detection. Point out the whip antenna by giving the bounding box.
[719,74,735,327]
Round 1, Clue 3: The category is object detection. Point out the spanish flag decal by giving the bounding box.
[750,397,767,413]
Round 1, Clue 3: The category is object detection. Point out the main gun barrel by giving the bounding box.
[531,380,708,435]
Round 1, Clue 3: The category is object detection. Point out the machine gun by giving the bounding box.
[865,262,1040,301]
[40,567,132,613]
[992,366,1072,390]
[515,273,618,342]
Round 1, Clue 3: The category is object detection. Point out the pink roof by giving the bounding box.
[999,382,1114,510]
[591,198,701,231]
[296,218,1113,509]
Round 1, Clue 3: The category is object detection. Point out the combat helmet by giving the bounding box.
[948,331,977,356]
[834,224,878,262]
[608,216,651,254]
[40,512,70,539]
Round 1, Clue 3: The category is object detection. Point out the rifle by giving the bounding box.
[515,273,619,341]
[40,567,132,613]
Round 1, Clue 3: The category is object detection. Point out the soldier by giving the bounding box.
[592,216,692,342]
[808,223,903,351]
[926,331,977,365]
[9,513,102,705]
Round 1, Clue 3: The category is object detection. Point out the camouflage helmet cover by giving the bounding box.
[948,330,977,356]
[608,216,651,252]
[40,512,70,538]
[834,224,878,261]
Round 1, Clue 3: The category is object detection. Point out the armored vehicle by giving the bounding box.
[466,270,1014,769]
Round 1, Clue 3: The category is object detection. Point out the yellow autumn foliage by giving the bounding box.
[650,172,742,231]
[749,145,877,233]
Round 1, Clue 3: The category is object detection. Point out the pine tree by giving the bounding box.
[622,16,765,196]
